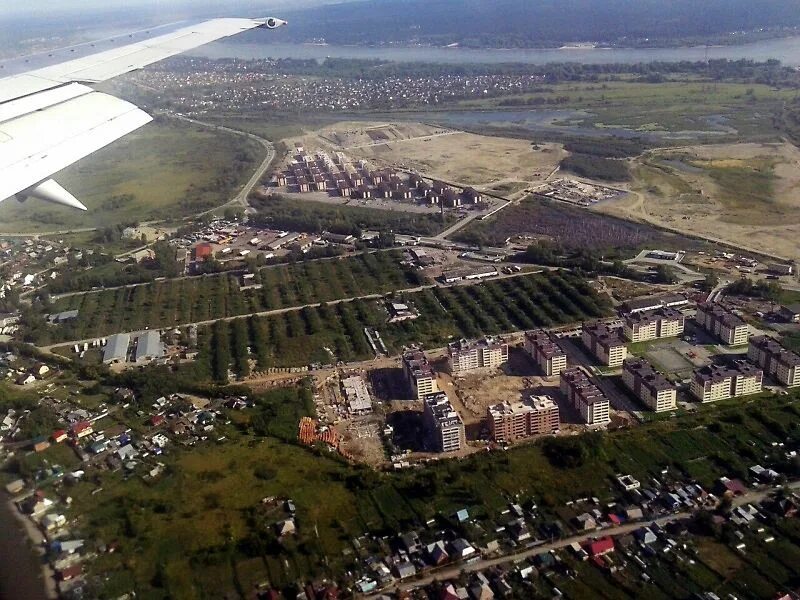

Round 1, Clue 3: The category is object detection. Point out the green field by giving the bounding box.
[199,270,608,377]
[46,251,422,343]
[0,118,263,234]
[456,80,796,141]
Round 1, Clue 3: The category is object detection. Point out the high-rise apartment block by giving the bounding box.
[623,308,685,343]
[422,392,465,453]
[487,395,560,443]
[622,358,677,412]
[748,336,800,387]
[690,361,763,402]
[582,323,627,367]
[523,329,568,376]
[448,337,509,374]
[696,303,750,346]
[402,350,438,400]
[560,367,611,426]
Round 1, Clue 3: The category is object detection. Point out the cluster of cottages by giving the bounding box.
[3,388,253,596]
[0,238,87,300]
[353,469,799,600]
[278,146,483,207]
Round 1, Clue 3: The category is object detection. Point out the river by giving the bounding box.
[191,35,800,66]
[0,497,49,600]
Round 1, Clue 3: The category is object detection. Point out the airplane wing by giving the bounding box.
[0,17,286,210]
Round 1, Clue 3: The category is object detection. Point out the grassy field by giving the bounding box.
[0,119,263,234]
[197,270,609,376]
[46,251,422,342]
[49,381,800,599]
[456,80,796,141]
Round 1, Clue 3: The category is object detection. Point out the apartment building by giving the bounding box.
[623,308,685,343]
[690,361,763,403]
[748,336,800,387]
[448,337,509,374]
[402,350,438,400]
[487,394,560,443]
[582,323,628,367]
[422,392,465,453]
[621,358,677,412]
[560,367,611,426]
[523,329,568,376]
[696,303,750,346]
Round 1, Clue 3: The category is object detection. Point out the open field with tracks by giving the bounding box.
[596,141,800,260]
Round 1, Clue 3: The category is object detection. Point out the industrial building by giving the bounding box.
[402,350,438,400]
[747,336,800,387]
[487,394,560,443]
[135,331,165,363]
[620,294,688,314]
[621,358,677,412]
[422,392,465,453]
[582,323,628,367]
[342,376,373,415]
[103,333,131,364]
[696,303,750,346]
[523,329,567,376]
[440,266,497,284]
[622,308,685,343]
[690,361,763,403]
[559,368,611,426]
[448,337,509,374]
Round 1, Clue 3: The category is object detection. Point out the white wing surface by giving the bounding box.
[0,17,286,209]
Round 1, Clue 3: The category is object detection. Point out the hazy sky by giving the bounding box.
[0,0,330,16]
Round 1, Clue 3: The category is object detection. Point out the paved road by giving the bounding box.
[366,481,799,597]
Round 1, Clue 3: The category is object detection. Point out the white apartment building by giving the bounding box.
[623,308,685,343]
[696,303,750,346]
[748,336,800,387]
[582,323,627,367]
[622,358,677,412]
[691,361,763,402]
[402,350,438,400]
[448,337,509,374]
[560,367,611,427]
[422,392,465,453]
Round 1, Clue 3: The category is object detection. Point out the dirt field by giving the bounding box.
[287,121,565,195]
[596,142,800,260]
[443,349,560,426]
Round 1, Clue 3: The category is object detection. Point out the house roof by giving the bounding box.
[584,537,614,556]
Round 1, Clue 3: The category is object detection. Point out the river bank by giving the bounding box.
[0,495,55,600]
[190,35,800,66]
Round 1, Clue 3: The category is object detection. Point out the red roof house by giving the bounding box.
[71,421,93,438]
[58,564,82,581]
[193,243,213,261]
[584,537,615,558]
[52,430,67,443]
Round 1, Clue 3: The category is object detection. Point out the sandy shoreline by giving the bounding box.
[1,495,57,600]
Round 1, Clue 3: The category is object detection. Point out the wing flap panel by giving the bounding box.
[0,91,152,201]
